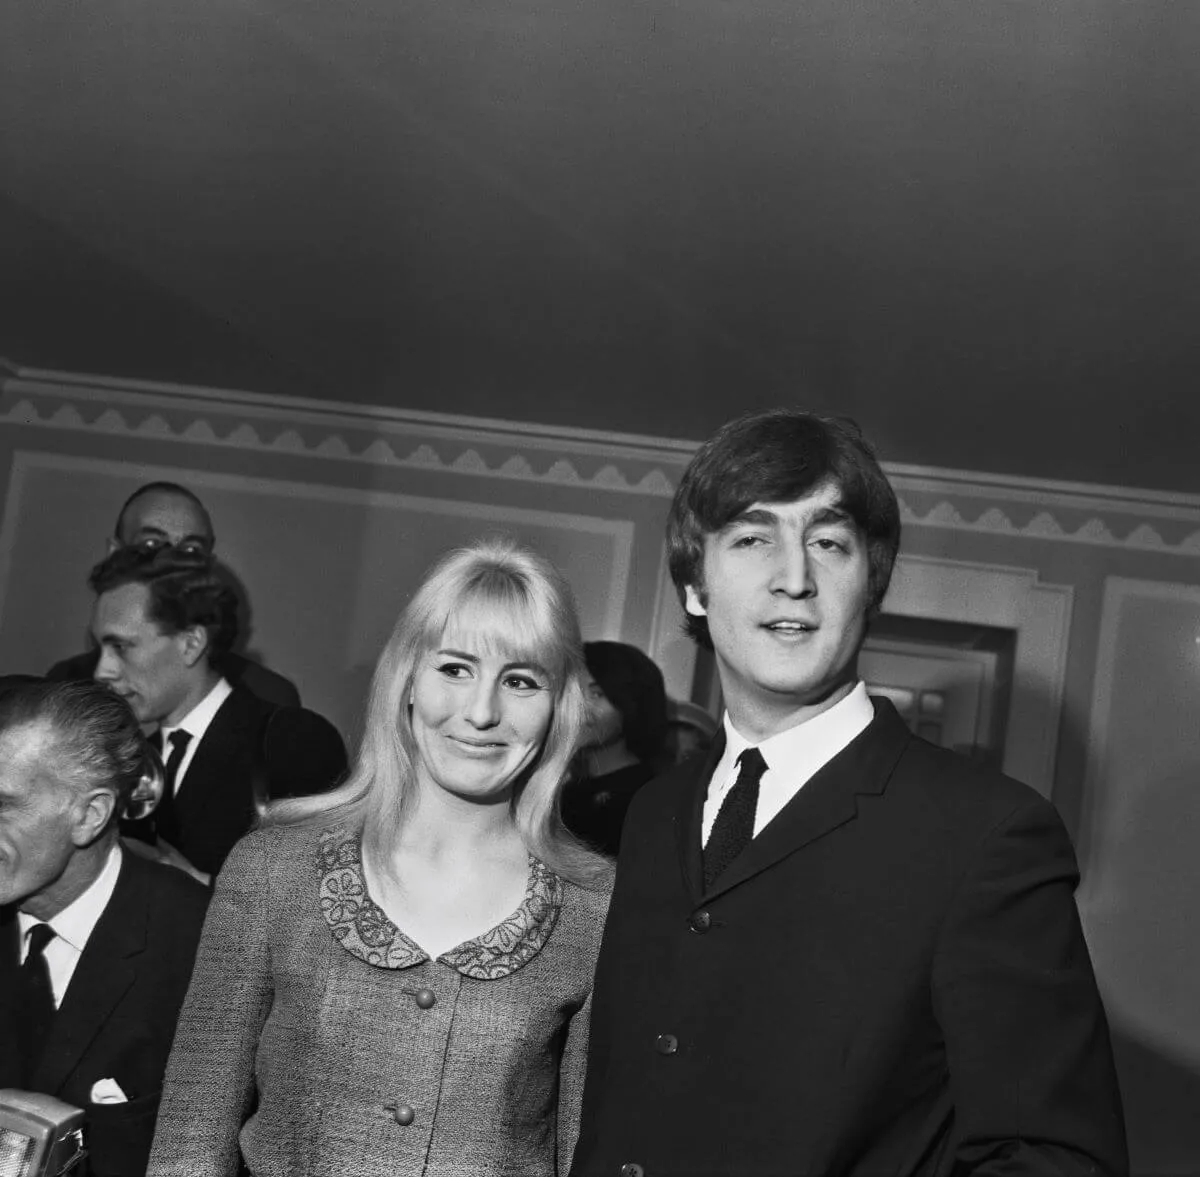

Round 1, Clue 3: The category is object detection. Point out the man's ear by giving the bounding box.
[178,625,211,668]
[106,536,121,555]
[684,584,708,618]
[72,788,117,847]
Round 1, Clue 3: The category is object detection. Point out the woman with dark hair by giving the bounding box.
[560,640,668,857]
[149,539,611,1177]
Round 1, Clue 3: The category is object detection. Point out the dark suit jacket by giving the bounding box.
[155,686,347,877]
[46,648,301,709]
[570,698,1128,1177]
[0,850,209,1177]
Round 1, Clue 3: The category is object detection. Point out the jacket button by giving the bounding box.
[689,910,711,933]
[392,1103,415,1126]
[415,988,436,1009]
[620,1165,645,1177]
[655,1033,679,1055]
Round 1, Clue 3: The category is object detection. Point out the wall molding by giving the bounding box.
[5,359,1200,551]
[882,553,1075,797]
[1077,576,1200,882]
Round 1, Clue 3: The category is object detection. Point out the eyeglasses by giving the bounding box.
[129,536,213,558]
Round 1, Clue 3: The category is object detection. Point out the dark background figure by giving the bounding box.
[0,679,209,1177]
[661,698,719,767]
[570,409,1128,1177]
[46,481,300,708]
[560,640,669,857]
[87,545,347,880]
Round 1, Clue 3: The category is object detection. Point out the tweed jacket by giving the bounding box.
[148,821,611,1177]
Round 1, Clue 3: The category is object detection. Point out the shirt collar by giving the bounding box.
[19,842,123,954]
[722,681,875,772]
[160,676,233,745]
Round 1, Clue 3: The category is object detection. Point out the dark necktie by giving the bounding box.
[703,747,768,889]
[16,922,57,1085]
[153,729,193,843]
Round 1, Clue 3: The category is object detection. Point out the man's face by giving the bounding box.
[114,491,213,556]
[0,723,83,912]
[685,481,872,736]
[91,582,196,726]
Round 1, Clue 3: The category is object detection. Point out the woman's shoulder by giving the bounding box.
[224,819,353,881]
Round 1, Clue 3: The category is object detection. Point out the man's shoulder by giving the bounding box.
[889,729,1061,834]
[224,653,301,708]
[118,848,211,924]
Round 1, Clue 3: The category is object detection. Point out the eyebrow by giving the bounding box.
[726,505,854,528]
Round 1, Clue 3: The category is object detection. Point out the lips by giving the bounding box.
[762,621,817,633]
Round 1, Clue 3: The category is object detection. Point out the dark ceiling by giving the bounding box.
[2,0,1198,491]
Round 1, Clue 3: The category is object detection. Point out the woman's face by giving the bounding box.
[410,627,555,805]
[583,677,623,750]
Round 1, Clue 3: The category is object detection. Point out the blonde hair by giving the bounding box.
[266,538,610,889]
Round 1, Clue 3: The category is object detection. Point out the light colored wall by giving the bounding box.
[3,362,1200,1172]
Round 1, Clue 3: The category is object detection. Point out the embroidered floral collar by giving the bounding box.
[317,825,562,979]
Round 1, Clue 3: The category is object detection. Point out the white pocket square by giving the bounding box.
[89,1077,128,1104]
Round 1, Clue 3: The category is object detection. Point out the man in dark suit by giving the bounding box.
[0,679,209,1177]
[88,545,347,879]
[47,480,300,708]
[570,411,1128,1177]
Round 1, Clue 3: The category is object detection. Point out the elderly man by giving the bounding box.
[47,480,300,707]
[0,679,209,1177]
[86,545,347,879]
[571,410,1128,1177]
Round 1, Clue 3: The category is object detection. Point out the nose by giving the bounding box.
[771,537,815,598]
[464,678,502,728]
[94,647,119,683]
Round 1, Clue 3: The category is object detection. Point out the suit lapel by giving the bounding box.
[674,735,726,901]
[172,689,245,812]
[34,853,148,1095]
[0,909,22,1086]
[702,698,912,901]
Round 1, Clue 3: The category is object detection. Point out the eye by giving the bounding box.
[436,661,472,679]
[730,532,768,549]
[811,537,847,552]
[504,673,545,692]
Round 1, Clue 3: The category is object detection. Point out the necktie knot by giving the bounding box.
[736,746,768,786]
[26,922,56,959]
[168,730,193,756]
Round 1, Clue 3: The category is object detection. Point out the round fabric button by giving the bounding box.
[415,988,436,1009]
[689,910,712,933]
[619,1164,645,1177]
[392,1103,415,1126]
[654,1033,679,1055]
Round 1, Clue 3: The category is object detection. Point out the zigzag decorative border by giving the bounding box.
[3,363,1200,556]
[0,393,679,497]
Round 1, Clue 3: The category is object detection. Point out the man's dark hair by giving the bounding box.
[114,481,213,546]
[89,546,239,659]
[0,679,150,813]
[584,641,669,763]
[667,410,902,647]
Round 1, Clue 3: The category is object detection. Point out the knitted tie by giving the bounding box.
[153,729,193,843]
[16,922,57,1085]
[703,747,768,888]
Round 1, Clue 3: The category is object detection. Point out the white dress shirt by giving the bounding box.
[158,677,233,794]
[18,842,123,1007]
[702,682,875,846]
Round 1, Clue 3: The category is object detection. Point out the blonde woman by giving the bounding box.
[149,540,611,1177]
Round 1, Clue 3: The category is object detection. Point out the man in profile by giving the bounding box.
[47,480,299,708]
[571,410,1127,1176]
[0,679,209,1177]
[88,545,347,879]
